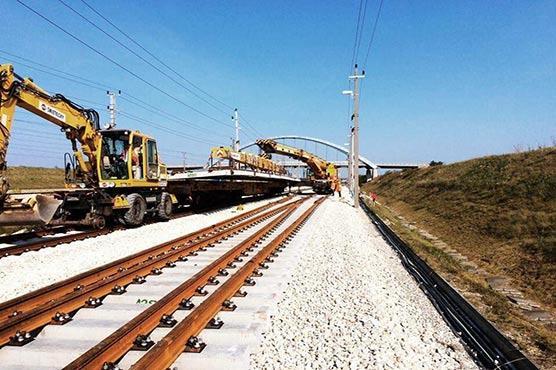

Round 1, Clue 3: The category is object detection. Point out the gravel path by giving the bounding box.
[0,197,286,304]
[250,197,477,369]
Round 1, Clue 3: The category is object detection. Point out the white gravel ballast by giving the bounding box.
[0,196,286,304]
[250,197,477,370]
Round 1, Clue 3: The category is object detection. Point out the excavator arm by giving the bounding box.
[0,63,101,200]
[256,139,337,194]
[256,139,333,179]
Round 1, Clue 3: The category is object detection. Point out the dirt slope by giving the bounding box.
[363,147,556,366]
[364,147,555,306]
[7,166,65,190]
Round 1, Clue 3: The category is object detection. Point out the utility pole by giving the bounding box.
[346,132,353,192]
[349,64,365,208]
[106,90,120,129]
[233,108,240,151]
[180,151,187,172]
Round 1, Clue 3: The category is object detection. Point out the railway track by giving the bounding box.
[0,196,293,344]
[0,226,69,245]
[0,228,113,258]
[0,195,323,369]
[0,194,283,259]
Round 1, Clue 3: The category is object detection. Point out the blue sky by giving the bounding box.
[2,0,555,167]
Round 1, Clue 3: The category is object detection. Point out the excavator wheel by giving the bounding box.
[91,216,106,230]
[157,192,173,220]
[123,193,147,226]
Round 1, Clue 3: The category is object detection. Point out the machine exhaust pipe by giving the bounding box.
[0,194,62,226]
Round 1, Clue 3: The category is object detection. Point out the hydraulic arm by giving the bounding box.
[0,63,100,200]
[256,139,337,193]
[0,64,168,228]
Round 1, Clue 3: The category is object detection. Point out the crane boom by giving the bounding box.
[256,139,337,194]
[256,139,334,179]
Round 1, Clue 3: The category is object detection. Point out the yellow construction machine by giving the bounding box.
[209,146,286,174]
[0,64,173,228]
[256,139,337,194]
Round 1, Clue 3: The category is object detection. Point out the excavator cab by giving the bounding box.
[97,129,166,188]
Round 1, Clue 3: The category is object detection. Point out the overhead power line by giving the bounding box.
[119,111,214,145]
[350,0,365,68]
[0,51,228,141]
[353,0,369,65]
[119,94,228,139]
[79,0,235,112]
[0,56,106,93]
[236,112,264,139]
[16,0,234,130]
[78,0,264,139]
[57,0,233,119]
[0,49,113,91]
[362,0,385,68]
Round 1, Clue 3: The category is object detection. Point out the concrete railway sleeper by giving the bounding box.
[64,196,322,370]
[0,196,291,318]
[0,196,296,347]
[0,226,69,246]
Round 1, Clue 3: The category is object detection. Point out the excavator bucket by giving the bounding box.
[0,194,62,226]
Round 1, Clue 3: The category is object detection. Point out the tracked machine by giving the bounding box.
[0,63,173,228]
[256,139,337,194]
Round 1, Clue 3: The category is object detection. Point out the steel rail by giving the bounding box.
[360,199,537,370]
[0,226,68,245]
[0,194,278,259]
[0,228,113,258]
[0,196,289,317]
[64,197,311,370]
[0,197,294,346]
[130,196,325,370]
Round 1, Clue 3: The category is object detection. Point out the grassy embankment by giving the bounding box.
[0,167,65,235]
[362,147,555,367]
[6,166,65,190]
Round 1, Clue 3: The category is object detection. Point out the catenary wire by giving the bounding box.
[354,0,369,65]
[79,0,235,112]
[350,0,365,68]
[0,49,113,91]
[78,0,265,139]
[57,0,235,119]
[118,111,215,145]
[1,54,226,145]
[16,0,234,129]
[362,0,385,68]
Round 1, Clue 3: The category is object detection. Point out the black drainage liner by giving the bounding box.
[360,199,537,370]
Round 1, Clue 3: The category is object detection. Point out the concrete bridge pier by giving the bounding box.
[365,168,378,182]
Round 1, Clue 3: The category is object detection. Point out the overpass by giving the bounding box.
[240,135,426,180]
[278,160,425,170]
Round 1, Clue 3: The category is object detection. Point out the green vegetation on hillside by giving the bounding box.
[364,147,555,304]
[363,147,556,366]
[7,166,65,190]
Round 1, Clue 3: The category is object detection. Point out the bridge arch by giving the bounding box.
[240,135,378,170]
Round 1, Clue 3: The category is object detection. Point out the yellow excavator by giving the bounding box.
[256,139,337,194]
[0,63,173,228]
